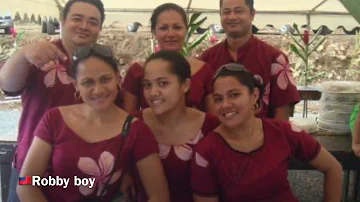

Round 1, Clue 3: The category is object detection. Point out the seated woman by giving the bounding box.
[16,44,170,202]
[191,63,343,202]
[124,50,220,202]
[122,3,215,113]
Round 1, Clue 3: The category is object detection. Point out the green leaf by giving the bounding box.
[181,46,189,56]
[309,26,323,45]
[186,16,208,43]
[189,12,201,25]
[289,34,305,52]
[308,37,327,56]
[292,23,301,36]
[290,43,306,62]
[187,31,209,54]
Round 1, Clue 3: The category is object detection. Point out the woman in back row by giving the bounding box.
[122,3,215,113]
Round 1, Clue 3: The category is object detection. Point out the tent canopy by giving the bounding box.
[103,0,358,30]
[1,0,358,30]
[104,0,348,12]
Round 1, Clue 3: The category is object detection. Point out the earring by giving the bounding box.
[74,91,81,100]
[253,103,259,110]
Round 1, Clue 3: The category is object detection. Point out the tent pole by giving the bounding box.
[306,12,311,29]
[310,0,329,13]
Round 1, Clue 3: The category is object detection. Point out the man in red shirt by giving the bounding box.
[200,0,300,120]
[0,0,110,201]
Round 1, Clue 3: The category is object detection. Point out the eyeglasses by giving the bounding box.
[72,44,114,62]
[213,63,249,79]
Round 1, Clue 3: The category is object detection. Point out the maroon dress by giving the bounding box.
[191,118,321,202]
[131,110,220,202]
[200,35,300,118]
[33,107,158,202]
[122,62,214,111]
[1,40,123,171]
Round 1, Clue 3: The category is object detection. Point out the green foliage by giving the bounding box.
[182,12,210,56]
[14,12,22,22]
[349,31,360,74]
[288,23,327,86]
[30,14,36,23]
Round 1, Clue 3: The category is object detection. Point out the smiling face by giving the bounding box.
[153,10,187,51]
[74,56,119,111]
[213,76,259,128]
[61,2,102,46]
[220,0,255,38]
[143,59,189,115]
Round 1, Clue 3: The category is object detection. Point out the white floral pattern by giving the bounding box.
[77,151,122,196]
[290,122,302,133]
[158,131,204,161]
[271,54,296,90]
[195,152,209,168]
[39,60,71,87]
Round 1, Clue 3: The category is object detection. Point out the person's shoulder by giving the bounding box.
[203,113,221,130]
[254,36,284,57]
[197,130,220,150]
[203,41,224,54]
[38,106,63,128]
[262,118,296,138]
[187,57,206,68]
[129,116,148,131]
[130,110,144,120]
[46,106,62,117]
[125,61,144,78]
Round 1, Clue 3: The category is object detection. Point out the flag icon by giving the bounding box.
[18,176,32,185]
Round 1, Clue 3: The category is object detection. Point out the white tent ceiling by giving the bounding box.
[102,0,358,30]
[1,0,359,30]
[103,0,348,12]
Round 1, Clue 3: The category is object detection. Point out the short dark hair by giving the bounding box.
[144,50,191,83]
[219,0,254,11]
[213,64,264,107]
[62,0,105,25]
[150,3,188,33]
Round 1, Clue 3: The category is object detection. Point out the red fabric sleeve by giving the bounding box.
[122,63,144,97]
[191,134,218,196]
[202,113,220,135]
[131,120,159,162]
[283,121,321,162]
[129,110,144,121]
[34,107,58,145]
[269,53,300,109]
[199,49,211,63]
[202,64,214,96]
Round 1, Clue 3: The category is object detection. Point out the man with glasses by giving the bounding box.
[0,1,119,201]
[200,0,300,120]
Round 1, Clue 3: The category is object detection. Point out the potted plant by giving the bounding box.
[287,23,327,117]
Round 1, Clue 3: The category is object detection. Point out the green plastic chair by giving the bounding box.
[350,103,360,134]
